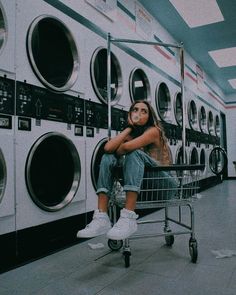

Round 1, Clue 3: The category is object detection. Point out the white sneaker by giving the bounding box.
[77,210,111,238]
[107,208,138,240]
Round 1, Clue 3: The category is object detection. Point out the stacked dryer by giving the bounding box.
[14,0,87,232]
[0,0,16,270]
[84,33,128,212]
[0,1,16,235]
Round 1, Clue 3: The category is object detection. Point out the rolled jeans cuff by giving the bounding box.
[96,188,110,196]
[123,185,140,193]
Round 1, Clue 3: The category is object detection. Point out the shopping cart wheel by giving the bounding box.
[165,231,175,246]
[189,238,198,263]
[108,239,123,251]
[123,251,131,268]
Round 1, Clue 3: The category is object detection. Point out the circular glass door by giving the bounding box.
[91,138,108,190]
[0,3,7,55]
[0,149,7,204]
[25,132,81,211]
[27,15,79,92]
[90,47,122,105]
[209,146,228,175]
[155,82,172,122]
[175,146,187,164]
[200,148,206,173]
[174,92,183,126]
[188,100,198,130]
[129,68,150,102]
[208,111,214,135]
[199,106,207,133]
[190,147,199,165]
[215,114,220,137]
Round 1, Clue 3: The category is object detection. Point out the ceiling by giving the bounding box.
[138,0,236,100]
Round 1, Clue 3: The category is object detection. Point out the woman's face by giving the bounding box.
[131,102,149,126]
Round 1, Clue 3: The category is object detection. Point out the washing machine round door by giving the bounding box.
[25,132,81,211]
[208,111,214,135]
[188,100,198,130]
[209,146,228,175]
[0,4,7,55]
[199,106,207,133]
[91,138,108,190]
[215,114,220,138]
[174,92,183,126]
[90,47,122,105]
[27,15,79,92]
[155,82,172,122]
[175,146,187,165]
[129,68,151,102]
[200,148,206,173]
[0,149,7,204]
[190,147,199,165]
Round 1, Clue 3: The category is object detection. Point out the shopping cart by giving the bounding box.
[107,164,205,267]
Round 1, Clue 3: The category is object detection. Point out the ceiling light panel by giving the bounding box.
[169,0,224,28]
[209,47,236,67]
[228,79,236,89]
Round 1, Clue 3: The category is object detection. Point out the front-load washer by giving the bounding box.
[15,0,86,95]
[129,67,151,103]
[155,81,173,124]
[187,99,198,131]
[214,114,221,139]
[84,99,126,212]
[199,105,208,134]
[0,0,16,75]
[199,147,207,180]
[207,110,215,137]
[0,76,15,235]
[15,82,86,230]
[89,45,123,106]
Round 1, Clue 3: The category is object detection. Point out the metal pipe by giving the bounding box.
[180,44,186,163]
[107,33,112,139]
[110,37,181,49]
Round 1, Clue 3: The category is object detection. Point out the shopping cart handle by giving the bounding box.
[145,164,205,172]
[113,164,205,174]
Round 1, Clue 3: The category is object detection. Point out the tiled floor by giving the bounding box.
[1,180,236,295]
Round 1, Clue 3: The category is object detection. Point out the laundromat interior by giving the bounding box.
[0,0,236,278]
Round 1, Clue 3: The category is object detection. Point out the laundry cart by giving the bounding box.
[108,164,204,267]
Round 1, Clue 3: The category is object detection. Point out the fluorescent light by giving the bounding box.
[209,47,236,67]
[169,0,224,28]
[228,79,236,89]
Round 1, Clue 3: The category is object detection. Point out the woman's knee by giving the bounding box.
[124,150,142,164]
[100,153,117,167]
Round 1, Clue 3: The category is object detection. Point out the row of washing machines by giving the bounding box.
[0,0,220,244]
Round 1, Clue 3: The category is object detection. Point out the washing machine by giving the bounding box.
[0,0,16,75]
[15,82,86,230]
[129,67,151,103]
[15,0,86,95]
[214,114,221,139]
[155,81,173,124]
[84,99,127,212]
[0,76,15,235]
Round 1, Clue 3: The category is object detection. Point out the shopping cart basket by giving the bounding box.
[107,164,205,267]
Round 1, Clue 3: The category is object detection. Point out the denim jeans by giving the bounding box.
[96,150,178,199]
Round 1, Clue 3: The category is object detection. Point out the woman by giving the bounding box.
[77,100,172,240]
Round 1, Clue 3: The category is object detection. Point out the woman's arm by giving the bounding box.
[116,126,160,155]
[104,127,133,153]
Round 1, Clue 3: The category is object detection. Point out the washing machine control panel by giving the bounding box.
[16,82,85,125]
[0,77,15,115]
[85,100,128,131]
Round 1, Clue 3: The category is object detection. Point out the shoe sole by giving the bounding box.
[77,227,111,239]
